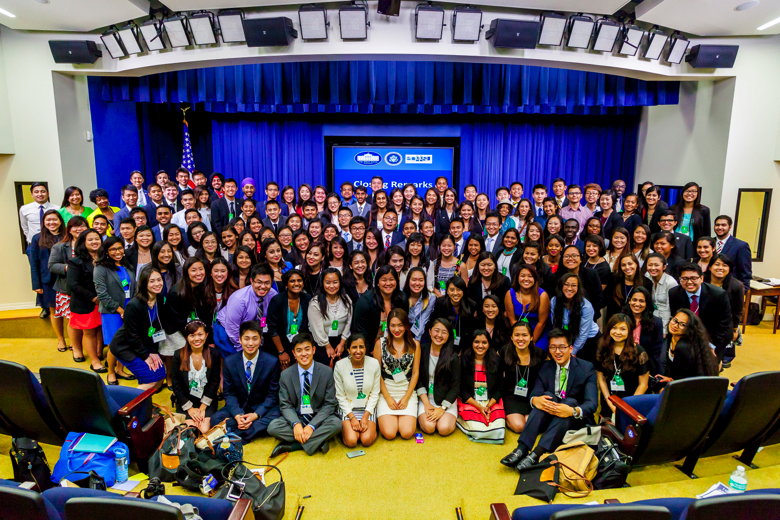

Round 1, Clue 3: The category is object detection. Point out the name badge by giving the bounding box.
[391,367,406,383]
[428,382,434,395]
[475,385,488,402]
[189,380,204,399]
[328,319,339,337]
[287,323,298,343]
[610,375,625,393]
[353,391,367,409]
[438,280,446,291]
[300,394,314,415]
[259,317,268,332]
[124,289,131,299]
[501,267,507,276]
[152,330,166,344]
[514,377,528,397]
[453,330,460,346]
[381,321,387,333]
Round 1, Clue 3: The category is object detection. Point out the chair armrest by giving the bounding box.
[118,387,157,417]
[19,482,37,491]
[490,503,511,520]
[227,498,254,520]
[608,396,648,426]
[603,499,621,504]
[124,492,142,498]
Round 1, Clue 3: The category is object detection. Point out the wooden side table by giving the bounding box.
[742,281,780,334]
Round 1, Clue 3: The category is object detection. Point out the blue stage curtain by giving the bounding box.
[93,61,679,115]
[459,116,638,195]
[211,117,325,189]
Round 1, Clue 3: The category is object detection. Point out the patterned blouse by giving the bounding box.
[380,337,415,381]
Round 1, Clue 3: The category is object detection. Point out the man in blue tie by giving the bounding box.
[210,321,281,444]
[532,184,547,219]
[268,334,342,456]
[346,216,367,254]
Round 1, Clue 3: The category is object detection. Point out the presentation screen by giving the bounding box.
[332,146,454,194]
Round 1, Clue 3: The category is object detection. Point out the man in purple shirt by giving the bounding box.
[558,184,593,237]
[214,264,278,357]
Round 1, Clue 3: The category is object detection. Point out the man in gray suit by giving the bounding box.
[261,200,287,235]
[348,186,371,219]
[268,333,342,456]
[483,213,504,255]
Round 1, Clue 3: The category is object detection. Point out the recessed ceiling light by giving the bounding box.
[32,0,50,4]
[0,7,15,17]
[735,1,759,11]
[758,15,780,30]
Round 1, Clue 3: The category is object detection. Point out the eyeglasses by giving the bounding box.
[683,190,699,196]
[670,317,688,328]
[548,346,570,352]
[679,276,700,283]
[659,219,675,223]
[563,283,579,289]
[563,254,580,260]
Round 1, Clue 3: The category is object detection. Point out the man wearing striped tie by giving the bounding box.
[269,333,343,456]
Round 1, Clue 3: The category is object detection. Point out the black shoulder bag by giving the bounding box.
[215,460,285,520]
[10,437,54,491]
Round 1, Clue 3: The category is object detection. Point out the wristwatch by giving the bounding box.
[573,407,582,419]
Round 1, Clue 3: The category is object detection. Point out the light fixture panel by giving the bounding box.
[218,10,246,43]
[117,25,142,54]
[299,5,328,40]
[619,24,644,56]
[188,14,217,45]
[666,35,690,64]
[567,16,594,49]
[452,7,482,42]
[140,20,166,51]
[163,17,191,48]
[339,5,368,40]
[592,19,620,52]
[100,31,126,59]
[643,29,668,60]
[538,13,566,46]
[416,5,445,40]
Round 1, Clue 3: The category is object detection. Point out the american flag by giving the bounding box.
[181,119,196,188]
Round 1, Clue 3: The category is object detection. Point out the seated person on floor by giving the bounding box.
[211,320,281,444]
[500,327,598,471]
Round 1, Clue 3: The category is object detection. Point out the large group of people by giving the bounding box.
[21,170,754,465]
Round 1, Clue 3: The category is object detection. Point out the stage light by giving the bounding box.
[117,23,142,55]
[666,32,690,64]
[218,9,246,43]
[619,23,644,56]
[592,18,620,52]
[339,3,369,40]
[163,16,191,48]
[642,26,667,60]
[566,14,594,49]
[299,5,328,40]
[188,12,217,45]
[415,3,445,40]
[140,19,166,51]
[538,12,566,46]
[100,29,126,59]
[451,6,482,42]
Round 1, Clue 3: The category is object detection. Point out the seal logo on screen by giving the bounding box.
[384,152,403,166]
[354,152,382,166]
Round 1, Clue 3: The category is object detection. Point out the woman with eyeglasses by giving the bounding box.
[556,245,603,320]
[669,182,711,243]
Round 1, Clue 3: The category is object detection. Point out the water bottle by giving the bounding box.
[114,447,129,484]
[728,466,747,492]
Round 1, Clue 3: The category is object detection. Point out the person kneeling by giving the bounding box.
[500,328,597,471]
[334,334,380,448]
[210,321,282,444]
[416,319,460,436]
[268,334,343,456]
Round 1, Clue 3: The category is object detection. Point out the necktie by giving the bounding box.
[273,223,278,233]
[537,207,543,217]
[716,240,724,253]
[690,295,699,316]
[385,235,391,248]
[454,243,460,257]
[230,201,235,215]
[256,297,265,322]
[559,367,567,396]
[301,370,313,425]
[39,205,45,224]
[245,360,253,388]
[486,238,493,252]
[356,242,363,251]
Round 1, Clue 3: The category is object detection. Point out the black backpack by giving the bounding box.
[10,437,54,491]
[592,436,631,490]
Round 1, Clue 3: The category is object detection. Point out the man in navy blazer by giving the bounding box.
[714,215,752,290]
[210,321,281,444]
[152,205,173,242]
[348,186,371,219]
[501,328,598,471]
[211,178,243,237]
[379,210,405,249]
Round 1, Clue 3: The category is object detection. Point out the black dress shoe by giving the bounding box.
[90,365,108,374]
[271,442,303,458]
[115,372,136,381]
[40,308,50,319]
[722,361,732,369]
[517,452,540,471]
[72,356,85,363]
[107,378,119,386]
[500,445,529,468]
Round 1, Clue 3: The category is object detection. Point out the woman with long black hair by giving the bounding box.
[670,181,711,244]
[299,243,327,295]
[550,273,601,362]
[457,330,505,443]
[468,251,511,313]
[308,268,353,365]
[353,265,409,345]
[500,320,547,433]
[404,266,435,342]
[163,224,188,265]
[623,286,664,374]
[430,275,476,353]
[416,318,460,436]
[504,264,551,350]
[67,229,105,372]
[343,250,372,303]
[658,309,719,381]
[30,209,67,352]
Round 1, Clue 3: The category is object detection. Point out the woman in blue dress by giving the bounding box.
[503,264,551,350]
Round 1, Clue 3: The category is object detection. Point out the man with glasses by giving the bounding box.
[668,263,731,364]
[214,264,278,358]
[500,328,597,471]
[657,210,694,260]
[612,180,627,212]
[559,185,593,236]
[346,216,368,253]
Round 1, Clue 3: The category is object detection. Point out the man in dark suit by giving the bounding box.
[483,214,504,255]
[669,262,732,361]
[346,216,367,254]
[152,205,173,242]
[379,210,405,249]
[113,185,152,232]
[552,178,570,209]
[562,219,585,254]
[714,215,752,290]
[210,321,282,444]
[257,181,287,220]
[658,210,694,260]
[268,334,342,456]
[500,328,598,470]
[162,182,184,213]
[348,186,371,218]
[211,178,242,237]
[365,177,384,206]
[262,200,287,234]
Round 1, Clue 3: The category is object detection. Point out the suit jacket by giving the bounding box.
[380,230,405,248]
[674,232,694,261]
[212,196,243,236]
[620,213,643,236]
[28,233,53,290]
[94,264,136,314]
[278,361,338,429]
[222,350,281,420]
[671,205,711,244]
[719,236,752,290]
[415,344,461,408]
[484,233,504,256]
[531,357,598,419]
[112,205,151,232]
[256,199,279,220]
[67,256,97,315]
[599,211,624,243]
[435,209,459,239]
[262,216,287,234]
[144,201,169,228]
[348,202,372,219]
[459,353,502,403]
[48,241,73,294]
[346,239,365,255]
[638,316,665,375]
[153,224,165,242]
[120,188,149,210]
[669,283,732,354]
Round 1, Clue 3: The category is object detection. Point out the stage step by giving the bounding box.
[0,309,57,339]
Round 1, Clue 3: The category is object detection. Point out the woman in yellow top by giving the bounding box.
[59,186,93,224]
[87,188,120,236]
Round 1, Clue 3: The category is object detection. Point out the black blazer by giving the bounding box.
[353,289,410,345]
[416,343,461,408]
[665,255,686,279]
[661,338,703,381]
[718,277,745,330]
[66,256,97,315]
[605,276,654,319]
[435,208,459,239]
[170,347,222,412]
[600,211,624,243]
[109,297,163,362]
[429,295,477,352]
[266,291,313,357]
[467,276,511,313]
[674,233,694,261]
[619,213,643,236]
[638,315,665,375]
[670,205,711,244]
[719,236,752,290]
[459,352,502,403]
[211,196,243,236]
[669,283,732,356]
[532,357,598,419]
[222,350,281,420]
[644,202,668,234]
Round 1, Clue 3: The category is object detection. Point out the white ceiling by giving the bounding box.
[636,0,780,36]
[0,0,777,35]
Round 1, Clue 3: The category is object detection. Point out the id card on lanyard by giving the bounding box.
[148,304,166,343]
[610,360,625,392]
[514,365,529,397]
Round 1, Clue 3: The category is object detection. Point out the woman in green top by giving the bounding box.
[59,186,93,224]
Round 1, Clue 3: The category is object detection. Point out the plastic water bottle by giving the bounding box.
[114,447,129,484]
[728,466,747,492]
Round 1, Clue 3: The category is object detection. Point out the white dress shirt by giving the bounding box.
[172,208,212,232]
[20,201,60,244]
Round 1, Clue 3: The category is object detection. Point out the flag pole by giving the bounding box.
[181,106,190,123]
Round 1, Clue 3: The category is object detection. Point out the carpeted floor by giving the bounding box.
[2,318,780,519]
